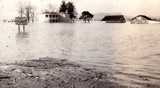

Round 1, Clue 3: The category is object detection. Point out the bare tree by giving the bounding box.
[18,6,25,17]
[25,4,35,22]
[17,2,35,23]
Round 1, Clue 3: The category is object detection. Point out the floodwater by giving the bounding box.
[0,22,160,87]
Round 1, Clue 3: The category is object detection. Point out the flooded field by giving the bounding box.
[0,22,160,87]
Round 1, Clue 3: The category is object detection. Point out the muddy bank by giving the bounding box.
[0,57,159,88]
[1,57,159,88]
[0,57,128,88]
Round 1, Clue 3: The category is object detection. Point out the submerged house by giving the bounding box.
[43,11,71,23]
[102,15,126,23]
[44,12,61,22]
[131,15,153,24]
[130,15,160,24]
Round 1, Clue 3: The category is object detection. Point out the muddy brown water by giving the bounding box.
[0,22,160,87]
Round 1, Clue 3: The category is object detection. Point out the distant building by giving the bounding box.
[130,15,153,24]
[130,15,160,24]
[102,15,126,23]
[44,12,62,23]
[43,11,71,23]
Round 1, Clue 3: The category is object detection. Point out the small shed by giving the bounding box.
[15,17,28,25]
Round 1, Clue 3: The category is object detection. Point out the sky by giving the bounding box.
[0,0,160,19]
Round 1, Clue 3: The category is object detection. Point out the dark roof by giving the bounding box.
[102,15,126,22]
[132,15,152,20]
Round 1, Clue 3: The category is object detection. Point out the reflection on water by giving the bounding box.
[16,32,29,40]
[58,25,75,59]
[0,23,160,87]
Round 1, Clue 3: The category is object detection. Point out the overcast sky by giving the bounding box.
[0,0,160,19]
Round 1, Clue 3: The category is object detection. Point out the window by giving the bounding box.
[49,15,52,18]
[45,15,48,17]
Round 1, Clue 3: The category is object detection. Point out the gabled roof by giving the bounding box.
[132,15,152,20]
[102,15,125,21]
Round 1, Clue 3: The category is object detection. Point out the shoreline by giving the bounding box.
[0,57,159,88]
[0,57,125,88]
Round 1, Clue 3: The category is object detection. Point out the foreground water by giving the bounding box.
[0,22,160,87]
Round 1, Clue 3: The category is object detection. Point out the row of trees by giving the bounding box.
[59,1,94,22]
[17,1,94,23]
